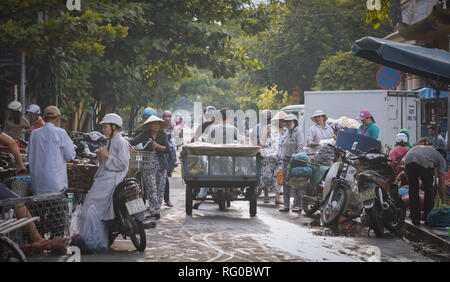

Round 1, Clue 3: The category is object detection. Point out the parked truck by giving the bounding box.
[303,90,421,151]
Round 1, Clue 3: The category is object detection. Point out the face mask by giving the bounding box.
[288,124,295,130]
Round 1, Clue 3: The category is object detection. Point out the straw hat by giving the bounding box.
[271,111,287,122]
[141,115,168,130]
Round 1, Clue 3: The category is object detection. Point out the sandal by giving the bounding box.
[275,200,283,205]
[279,207,290,212]
[264,198,270,203]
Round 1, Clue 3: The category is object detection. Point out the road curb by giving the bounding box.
[401,221,450,253]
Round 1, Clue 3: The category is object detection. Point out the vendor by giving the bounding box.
[357,109,379,139]
[307,110,334,154]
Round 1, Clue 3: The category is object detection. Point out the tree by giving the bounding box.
[0,0,272,131]
[256,85,289,110]
[313,51,381,91]
[244,0,393,103]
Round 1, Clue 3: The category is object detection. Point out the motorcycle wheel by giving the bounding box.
[385,193,406,233]
[367,201,385,237]
[321,184,349,227]
[128,216,147,252]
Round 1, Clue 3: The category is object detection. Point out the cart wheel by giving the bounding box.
[249,186,257,217]
[218,190,226,211]
[186,184,193,216]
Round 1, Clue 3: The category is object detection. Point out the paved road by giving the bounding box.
[30,170,435,262]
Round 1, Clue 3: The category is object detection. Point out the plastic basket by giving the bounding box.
[0,192,69,245]
[129,150,155,171]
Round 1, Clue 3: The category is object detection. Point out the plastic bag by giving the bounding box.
[426,206,450,227]
[70,204,108,254]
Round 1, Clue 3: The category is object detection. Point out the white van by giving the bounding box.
[281,104,305,133]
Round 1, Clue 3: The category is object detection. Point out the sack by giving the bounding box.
[426,206,450,227]
[291,166,313,178]
[70,204,108,254]
[289,152,309,168]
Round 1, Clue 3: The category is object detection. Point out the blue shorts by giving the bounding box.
[0,183,19,200]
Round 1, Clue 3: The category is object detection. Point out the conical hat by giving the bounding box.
[141,115,168,130]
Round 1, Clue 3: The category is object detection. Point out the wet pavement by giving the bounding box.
[29,171,445,262]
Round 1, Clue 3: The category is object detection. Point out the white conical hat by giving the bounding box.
[141,115,168,129]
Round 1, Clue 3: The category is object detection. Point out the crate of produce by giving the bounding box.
[67,162,98,191]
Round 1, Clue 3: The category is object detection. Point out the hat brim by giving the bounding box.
[357,116,367,121]
[141,121,168,130]
[311,115,327,122]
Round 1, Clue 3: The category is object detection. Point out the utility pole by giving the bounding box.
[20,52,25,114]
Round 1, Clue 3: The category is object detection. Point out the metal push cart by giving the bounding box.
[181,143,261,217]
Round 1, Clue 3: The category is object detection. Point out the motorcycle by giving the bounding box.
[298,144,336,215]
[356,149,406,237]
[320,144,359,227]
[106,178,154,252]
[71,131,107,164]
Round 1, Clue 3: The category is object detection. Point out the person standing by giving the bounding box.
[193,108,242,209]
[163,110,177,207]
[129,115,168,219]
[357,109,379,139]
[259,111,287,205]
[250,110,272,146]
[3,101,30,140]
[279,114,305,213]
[28,106,75,195]
[404,146,448,226]
[307,110,334,154]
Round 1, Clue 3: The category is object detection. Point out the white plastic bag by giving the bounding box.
[69,204,108,254]
[82,205,108,253]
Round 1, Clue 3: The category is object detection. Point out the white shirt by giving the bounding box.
[307,123,334,154]
[28,122,75,195]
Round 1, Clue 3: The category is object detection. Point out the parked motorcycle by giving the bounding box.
[356,149,406,237]
[106,178,153,252]
[320,144,358,227]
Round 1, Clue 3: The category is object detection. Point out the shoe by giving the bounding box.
[279,207,289,212]
[192,202,202,209]
[292,207,302,213]
[149,213,160,220]
[166,201,173,207]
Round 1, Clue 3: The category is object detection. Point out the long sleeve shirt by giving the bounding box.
[28,122,75,195]
[282,125,305,161]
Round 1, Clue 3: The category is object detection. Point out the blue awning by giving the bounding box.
[352,37,450,84]
[411,87,449,99]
